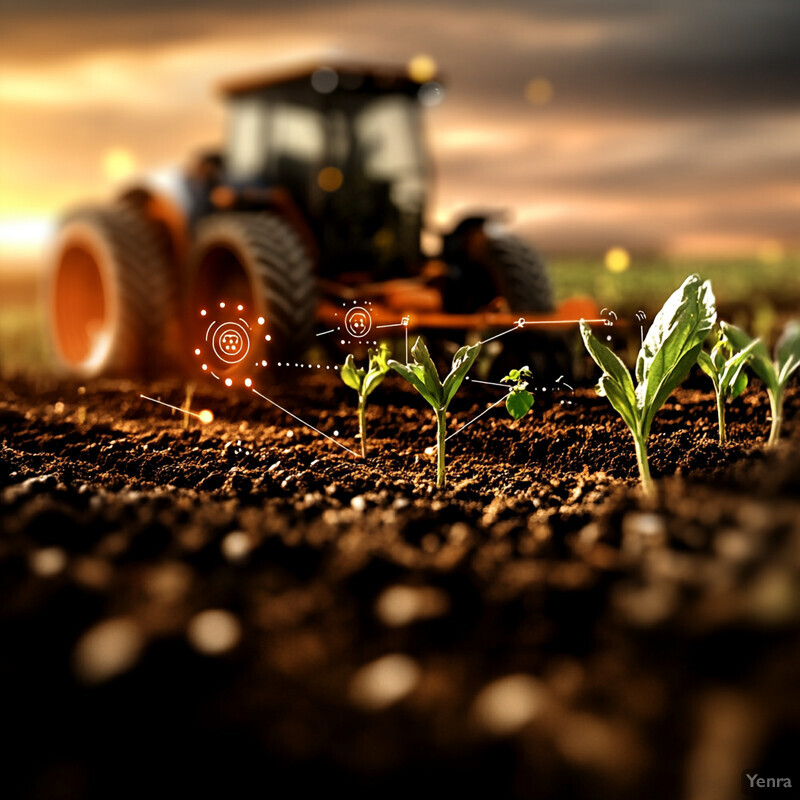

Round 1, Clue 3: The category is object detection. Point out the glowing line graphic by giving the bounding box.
[252,389,358,456]
[316,329,336,336]
[140,394,206,421]
[468,377,510,389]
[376,323,404,328]
[479,326,518,344]
[525,318,606,325]
[445,394,511,441]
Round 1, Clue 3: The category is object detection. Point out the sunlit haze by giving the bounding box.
[2,0,799,265]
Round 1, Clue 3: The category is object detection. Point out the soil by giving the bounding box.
[1,372,799,799]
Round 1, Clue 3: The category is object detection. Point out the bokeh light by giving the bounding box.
[318,166,343,192]
[407,54,437,84]
[418,82,444,107]
[605,246,631,273]
[524,78,554,106]
[198,409,214,424]
[102,147,136,182]
[757,239,785,264]
[311,66,338,94]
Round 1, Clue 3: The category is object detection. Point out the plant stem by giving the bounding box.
[633,432,654,496]
[767,388,783,447]
[435,409,447,489]
[716,391,727,445]
[358,395,367,459]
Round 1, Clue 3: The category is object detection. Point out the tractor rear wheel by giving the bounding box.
[190,213,316,369]
[46,205,175,377]
[484,232,554,313]
[443,225,568,380]
[483,233,572,381]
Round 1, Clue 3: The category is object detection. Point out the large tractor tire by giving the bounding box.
[443,225,554,315]
[483,232,554,313]
[443,222,568,380]
[45,204,175,378]
[189,212,316,370]
[483,233,571,382]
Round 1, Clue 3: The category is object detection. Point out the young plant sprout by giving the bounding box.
[580,274,716,495]
[721,319,800,447]
[698,328,760,444]
[501,366,535,420]
[340,344,391,458]
[388,337,481,488]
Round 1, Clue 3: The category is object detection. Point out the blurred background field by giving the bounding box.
[3,251,798,377]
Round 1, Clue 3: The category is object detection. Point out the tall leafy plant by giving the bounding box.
[721,320,800,446]
[580,274,716,494]
[388,338,481,488]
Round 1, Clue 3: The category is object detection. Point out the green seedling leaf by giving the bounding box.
[412,337,445,407]
[388,337,481,488]
[340,345,392,458]
[776,321,800,384]
[388,359,437,408]
[363,344,391,397]
[697,350,719,393]
[501,366,532,384]
[719,338,759,397]
[341,354,365,393]
[506,390,534,420]
[722,318,800,446]
[442,342,482,408]
[580,321,637,430]
[720,322,776,393]
[636,274,716,435]
[501,365,534,420]
[699,327,759,444]
[731,369,748,399]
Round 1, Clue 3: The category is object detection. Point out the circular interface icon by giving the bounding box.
[344,306,372,338]
[212,322,250,365]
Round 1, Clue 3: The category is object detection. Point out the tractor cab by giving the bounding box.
[218,66,430,279]
[45,61,568,381]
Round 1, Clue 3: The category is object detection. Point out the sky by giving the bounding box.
[1,0,799,263]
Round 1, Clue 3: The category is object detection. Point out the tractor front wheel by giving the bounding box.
[189,213,316,372]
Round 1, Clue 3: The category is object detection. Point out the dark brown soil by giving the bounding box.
[1,373,799,799]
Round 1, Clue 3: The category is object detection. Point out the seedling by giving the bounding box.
[721,319,800,447]
[580,274,716,495]
[181,382,196,431]
[698,328,759,444]
[340,344,391,458]
[388,338,481,488]
[501,366,535,420]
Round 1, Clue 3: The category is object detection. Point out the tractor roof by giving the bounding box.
[218,62,436,98]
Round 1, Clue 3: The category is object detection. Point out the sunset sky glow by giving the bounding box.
[1,0,799,263]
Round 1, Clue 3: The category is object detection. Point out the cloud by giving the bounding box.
[1,0,799,254]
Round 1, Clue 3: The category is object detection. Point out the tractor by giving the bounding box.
[46,63,592,379]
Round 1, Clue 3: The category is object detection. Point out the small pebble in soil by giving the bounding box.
[71,556,113,591]
[375,585,450,627]
[745,568,797,625]
[72,617,144,684]
[221,530,252,563]
[187,609,242,656]
[471,674,548,736]
[349,653,421,711]
[621,512,667,557]
[28,547,67,577]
